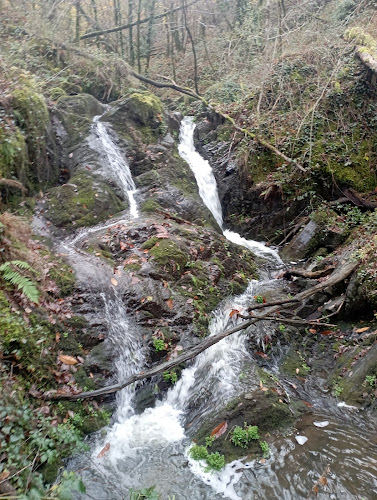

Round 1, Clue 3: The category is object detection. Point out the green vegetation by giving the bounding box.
[0,260,39,303]
[189,444,226,472]
[163,370,178,384]
[260,441,270,458]
[153,337,165,352]
[130,487,160,500]
[231,423,260,448]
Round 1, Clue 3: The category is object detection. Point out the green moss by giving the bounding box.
[141,198,163,213]
[141,236,160,249]
[48,263,76,297]
[0,126,27,182]
[45,172,124,229]
[149,239,187,270]
[11,79,50,188]
[48,87,67,100]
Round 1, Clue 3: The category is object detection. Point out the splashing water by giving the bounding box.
[92,116,139,218]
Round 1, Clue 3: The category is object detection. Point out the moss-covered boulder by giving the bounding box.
[192,388,303,463]
[44,171,124,229]
[103,91,165,143]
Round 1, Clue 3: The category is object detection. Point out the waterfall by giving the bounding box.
[75,115,283,500]
[92,116,139,218]
[178,117,282,265]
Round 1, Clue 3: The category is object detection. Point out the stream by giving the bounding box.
[51,116,377,500]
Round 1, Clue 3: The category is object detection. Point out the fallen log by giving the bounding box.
[344,188,377,210]
[281,266,335,280]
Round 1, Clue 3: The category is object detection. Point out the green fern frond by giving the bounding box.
[0,260,39,303]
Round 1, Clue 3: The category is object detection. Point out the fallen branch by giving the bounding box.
[42,317,260,400]
[281,266,335,280]
[80,1,199,40]
[42,253,358,401]
[344,188,377,210]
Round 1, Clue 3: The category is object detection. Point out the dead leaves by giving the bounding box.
[355,327,370,333]
[210,421,228,438]
[166,298,173,310]
[58,354,78,365]
[229,309,239,318]
[97,443,110,458]
[111,277,118,286]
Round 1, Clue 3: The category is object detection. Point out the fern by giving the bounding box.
[0,260,39,303]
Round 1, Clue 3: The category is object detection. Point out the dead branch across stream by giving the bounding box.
[43,255,358,401]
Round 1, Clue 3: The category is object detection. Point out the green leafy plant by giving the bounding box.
[0,260,39,303]
[152,337,165,352]
[205,435,216,447]
[255,295,264,304]
[130,486,160,500]
[231,423,260,448]
[205,452,225,472]
[279,324,286,332]
[163,370,178,384]
[259,440,270,458]
[189,445,209,460]
[365,375,376,387]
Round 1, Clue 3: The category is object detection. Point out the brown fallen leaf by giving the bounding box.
[97,442,110,458]
[229,309,239,318]
[0,470,10,481]
[210,421,228,438]
[255,351,269,359]
[319,476,328,486]
[111,278,118,286]
[355,327,370,333]
[167,298,173,310]
[320,330,333,336]
[58,354,78,365]
[55,332,61,343]
[303,401,313,407]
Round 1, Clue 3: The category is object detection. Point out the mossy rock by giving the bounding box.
[104,91,166,142]
[45,171,124,229]
[149,239,188,271]
[193,389,299,463]
[141,198,163,214]
[48,263,76,297]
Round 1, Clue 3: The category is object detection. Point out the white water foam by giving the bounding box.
[93,116,139,218]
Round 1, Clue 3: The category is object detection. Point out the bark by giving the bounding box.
[183,0,199,94]
[80,1,199,40]
[344,188,377,210]
[75,0,81,44]
[128,0,135,66]
[136,0,142,73]
[145,0,156,73]
[42,254,358,401]
[281,266,336,280]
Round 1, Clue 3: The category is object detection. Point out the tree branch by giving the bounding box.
[80,1,199,40]
[41,253,358,401]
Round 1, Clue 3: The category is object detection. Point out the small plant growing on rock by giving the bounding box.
[205,435,216,447]
[205,452,225,472]
[260,440,270,458]
[189,445,209,460]
[153,337,165,351]
[163,370,178,384]
[231,423,260,448]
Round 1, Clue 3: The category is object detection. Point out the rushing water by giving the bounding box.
[64,115,377,500]
[92,116,139,218]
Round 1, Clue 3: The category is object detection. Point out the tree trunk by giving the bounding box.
[128,0,135,66]
[145,0,156,73]
[182,0,199,94]
[75,0,81,44]
[136,0,142,73]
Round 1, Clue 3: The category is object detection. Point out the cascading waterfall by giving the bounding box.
[92,116,139,218]
[75,117,282,500]
[178,116,282,265]
[69,115,377,500]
